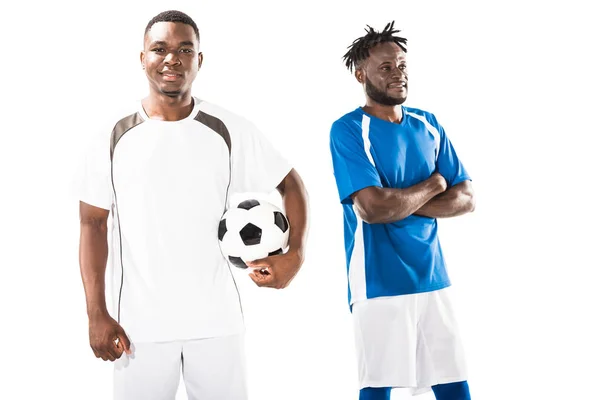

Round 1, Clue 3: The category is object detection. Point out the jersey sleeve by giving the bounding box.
[433,115,471,187]
[330,119,382,204]
[230,120,292,194]
[72,132,113,210]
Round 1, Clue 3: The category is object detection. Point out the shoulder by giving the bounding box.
[195,99,256,134]
[331,108,363,140]
[404,106,441,128]
[83,101,141,153]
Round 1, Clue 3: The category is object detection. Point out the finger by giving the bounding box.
[246,257,271,270]
[249,269,276,287]
[104,340,121,361]
[115,332,132,354]
[249,271,265,286]
[249,270,272,286]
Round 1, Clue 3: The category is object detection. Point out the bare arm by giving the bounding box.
[276,168,309,263]
[79,201,130,361]
[351,172,447,224]
[414,180,475,218]
[247,168,309,288]
[79,201,111,320]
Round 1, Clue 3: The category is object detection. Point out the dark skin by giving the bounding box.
[352,42,475,223]
[79,21,308,362]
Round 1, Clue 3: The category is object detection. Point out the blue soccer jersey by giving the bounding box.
[330,106,471,307]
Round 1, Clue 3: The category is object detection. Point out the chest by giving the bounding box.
[368,119,439,187]
[111,124,230,193]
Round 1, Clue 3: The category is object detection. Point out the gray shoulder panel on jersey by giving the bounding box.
[110,112,145,160]
[193,110,232,154]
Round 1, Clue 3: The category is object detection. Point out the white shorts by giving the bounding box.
[113,334,247,400]
[352,288,468,395]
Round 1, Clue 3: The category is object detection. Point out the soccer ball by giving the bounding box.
[218,199,290,269]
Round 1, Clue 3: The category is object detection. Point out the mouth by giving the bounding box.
[388,81,407,90]
[160,71,182,82]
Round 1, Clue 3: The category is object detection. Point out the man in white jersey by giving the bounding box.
[330,23,475,400]
[76,10,308,400]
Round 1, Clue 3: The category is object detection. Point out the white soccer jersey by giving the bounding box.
[76,97,292,343]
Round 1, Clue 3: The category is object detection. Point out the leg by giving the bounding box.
[359,387,392,400]
[113,341,182,400]
[182,334,248,400]
[352,297,419,390]
[418,289,468,387]
[432,381,471,400]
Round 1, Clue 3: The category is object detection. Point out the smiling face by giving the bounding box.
[356,41,408,106]
[140,21,203,98]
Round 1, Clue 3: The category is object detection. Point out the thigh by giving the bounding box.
[182,334,248,400]
[418,288,468,385]
[113,341,182,400]
[352,295,420,389]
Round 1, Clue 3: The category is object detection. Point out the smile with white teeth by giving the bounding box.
[389,81,407,88]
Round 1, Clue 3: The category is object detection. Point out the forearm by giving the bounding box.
[279,169,309,261]
[363,176,445,224]
[415,182,475,218]
[79,220,110,319]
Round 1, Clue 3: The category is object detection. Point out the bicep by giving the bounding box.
[330,122,382,204]
[79,201,110,227]
[276,168,304,197]
[450,180,473,195]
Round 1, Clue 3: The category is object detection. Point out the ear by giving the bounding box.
[355,68,365,84]
[197,52,204,70]
[140,51,145,69]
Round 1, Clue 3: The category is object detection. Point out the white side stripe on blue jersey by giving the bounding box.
[406,112,441,160]
[349,205,367,304]
[361,115,376,167]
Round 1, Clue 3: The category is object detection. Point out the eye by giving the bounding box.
[151,48,165,53]
[180,48,193,53]
[382,66,391,71]
[399,65,407,70]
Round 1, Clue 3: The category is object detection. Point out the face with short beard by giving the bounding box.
[356,42,408,106]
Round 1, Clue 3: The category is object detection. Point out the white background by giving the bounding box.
[1,0,599,399]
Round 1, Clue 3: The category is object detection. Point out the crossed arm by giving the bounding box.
[351,172,475,224]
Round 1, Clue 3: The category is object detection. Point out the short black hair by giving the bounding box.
[145,10,200,43]
[343,21,407,72]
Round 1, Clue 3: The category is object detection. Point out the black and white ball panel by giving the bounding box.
[218,199,290,269]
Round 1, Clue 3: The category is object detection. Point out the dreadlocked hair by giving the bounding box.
[342,21,407,72]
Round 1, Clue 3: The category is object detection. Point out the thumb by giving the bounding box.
[246,257,271,269]
[115,330,132,354]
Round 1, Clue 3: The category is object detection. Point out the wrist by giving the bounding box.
[87,306,109,322]
[286,245,305,265]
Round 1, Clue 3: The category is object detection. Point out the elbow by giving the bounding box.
[354,201,380,224]
[466,194,476,213]
[360,209,379,224]
[358,202,405,224]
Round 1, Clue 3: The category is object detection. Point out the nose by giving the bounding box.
[391,66,407,80]
[164,51,181,66]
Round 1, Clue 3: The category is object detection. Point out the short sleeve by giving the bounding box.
[230,121,292,194]
[72,133,113,210]
[434,116,471,187]
[330,119,382,204]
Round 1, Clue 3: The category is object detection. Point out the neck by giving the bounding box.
[142,91,194,121]
[362,100,403,123]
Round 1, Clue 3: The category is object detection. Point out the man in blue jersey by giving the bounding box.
[330,22,475,400]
